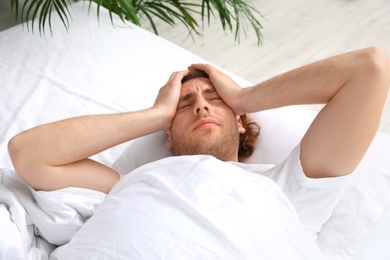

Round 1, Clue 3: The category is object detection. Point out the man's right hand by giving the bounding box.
[153,70,190,131]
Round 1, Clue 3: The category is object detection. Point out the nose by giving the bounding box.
[196,106,209,114]
[194,95,209,115]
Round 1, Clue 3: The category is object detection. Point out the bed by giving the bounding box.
[1,2,390,259]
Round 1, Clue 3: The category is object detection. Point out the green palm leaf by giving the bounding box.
[10,0,264,45]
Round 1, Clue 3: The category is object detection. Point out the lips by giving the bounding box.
[193,118,219,130]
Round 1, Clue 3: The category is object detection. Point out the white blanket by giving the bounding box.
[0,169,104,259]
[51,155,325,259]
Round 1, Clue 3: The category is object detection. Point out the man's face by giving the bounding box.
[166,77,245,161]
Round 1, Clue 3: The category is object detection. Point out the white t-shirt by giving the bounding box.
[52,145,348,259]
[232,144,350,239]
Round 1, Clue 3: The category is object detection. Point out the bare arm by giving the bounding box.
[8,71,188,193]
[191,47,390,178]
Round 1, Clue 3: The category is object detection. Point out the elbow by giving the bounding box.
[364,46,389,67]
[351,46,390,104]
[8,133,23,167]
[8,133,34,181]
[361,46,390,87]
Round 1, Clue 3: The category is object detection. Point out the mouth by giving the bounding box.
[193,118,219,130]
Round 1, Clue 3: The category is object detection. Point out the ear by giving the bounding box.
[237,115,246,134]
[165,131,173,149]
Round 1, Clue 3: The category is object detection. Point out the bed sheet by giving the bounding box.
[0,1,389,259]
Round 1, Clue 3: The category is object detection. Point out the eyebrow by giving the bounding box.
[179,87,216,102]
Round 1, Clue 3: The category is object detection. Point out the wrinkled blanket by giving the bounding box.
[0,168,104,259]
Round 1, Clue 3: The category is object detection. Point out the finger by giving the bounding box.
[166,70,189,82]
[167,70,190,85]
[188,63,211,72]
[189,64,225,80]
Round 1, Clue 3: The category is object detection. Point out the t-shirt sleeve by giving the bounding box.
[262,143,351,240]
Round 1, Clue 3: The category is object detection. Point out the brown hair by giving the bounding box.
[182,69,209,83]
[238,113,260,158]
[182,69,260,158]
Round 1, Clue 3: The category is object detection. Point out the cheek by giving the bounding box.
[218,107,237,122]
[216,102,235,115]
[170,113,187,132]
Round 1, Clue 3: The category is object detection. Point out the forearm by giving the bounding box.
[9,108,165,168]
[189,52,360,114]
[241,50,360,112]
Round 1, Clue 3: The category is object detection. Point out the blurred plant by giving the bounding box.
[10,0,264,45]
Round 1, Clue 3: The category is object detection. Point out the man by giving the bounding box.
[8,47,390,257]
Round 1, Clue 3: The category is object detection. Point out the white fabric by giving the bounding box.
[0,169,38,260]
[0,168,104,258]
[0,1,389,259]
[317,132,390,259]
[52,155,325,259]
[232,144,351,240]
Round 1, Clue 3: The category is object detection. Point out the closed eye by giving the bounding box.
[209,96,222,102]
[178,102,192,110]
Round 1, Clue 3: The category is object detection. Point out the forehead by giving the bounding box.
[181,77,214,93]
